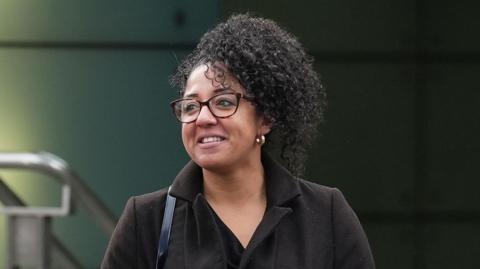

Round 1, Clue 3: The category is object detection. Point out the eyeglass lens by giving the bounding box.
[173,93,240,122]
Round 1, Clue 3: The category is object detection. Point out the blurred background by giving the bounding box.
[0,0,479,268]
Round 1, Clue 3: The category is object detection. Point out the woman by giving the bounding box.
[102,14,375,269]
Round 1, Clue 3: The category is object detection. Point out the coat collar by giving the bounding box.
[169,154,301,207]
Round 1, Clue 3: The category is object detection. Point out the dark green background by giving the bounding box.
[1,1,479,268]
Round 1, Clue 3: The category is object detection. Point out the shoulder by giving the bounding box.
[295,178,345,206]
[132,188,169,207]
[296,179,375,268]
[294,178,359,223]
[109,188,170,229]
[125,188,170,220]
[101,188,170,268]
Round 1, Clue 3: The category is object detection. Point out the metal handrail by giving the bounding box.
[0,151,117,235]
[0,151,119,268]
[0,179,83,269]
[0,152,71,216]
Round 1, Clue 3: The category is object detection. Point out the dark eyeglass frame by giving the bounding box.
[170,92,254,123]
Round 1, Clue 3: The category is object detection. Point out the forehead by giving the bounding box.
[184,63,243,97]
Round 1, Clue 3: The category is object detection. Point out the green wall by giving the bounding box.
[0,1,218,267]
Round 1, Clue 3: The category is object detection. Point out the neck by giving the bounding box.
[202,158,266,207]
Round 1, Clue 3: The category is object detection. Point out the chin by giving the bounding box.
[192,153,232,172]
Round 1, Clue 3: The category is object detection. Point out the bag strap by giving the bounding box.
[155,186,176,269]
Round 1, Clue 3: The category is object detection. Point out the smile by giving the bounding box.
[199,136,225,144]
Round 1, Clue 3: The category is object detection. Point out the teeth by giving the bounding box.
[201,136,223,143]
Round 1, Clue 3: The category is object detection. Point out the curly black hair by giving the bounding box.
[171,13,326,176]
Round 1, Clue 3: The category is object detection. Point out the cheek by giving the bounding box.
[181,124,191,147]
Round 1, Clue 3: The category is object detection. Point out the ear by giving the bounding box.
[258,115,273,135]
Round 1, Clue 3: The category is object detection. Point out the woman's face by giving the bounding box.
[181,63,270,172]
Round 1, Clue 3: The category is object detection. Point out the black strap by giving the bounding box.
[155,186,176,269]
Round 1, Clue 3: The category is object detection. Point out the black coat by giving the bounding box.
[101,155,375,269]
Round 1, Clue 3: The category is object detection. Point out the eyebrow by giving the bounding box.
[183,88,234,98]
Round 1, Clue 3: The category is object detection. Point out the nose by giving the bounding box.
[195,105,217,126]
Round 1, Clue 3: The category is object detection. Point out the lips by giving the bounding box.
[197,135,226,144]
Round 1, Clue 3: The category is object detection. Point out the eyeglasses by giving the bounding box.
[170,92,253,123]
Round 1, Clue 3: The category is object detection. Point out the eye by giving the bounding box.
[213,94,237,110]
[182,101,200,113]
[217,98,234,107]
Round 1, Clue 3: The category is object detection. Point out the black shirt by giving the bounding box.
[211,208,245,269]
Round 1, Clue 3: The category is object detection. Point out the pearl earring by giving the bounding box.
[255,135,266,146]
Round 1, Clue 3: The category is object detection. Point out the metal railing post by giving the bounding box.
[0,151,117,269]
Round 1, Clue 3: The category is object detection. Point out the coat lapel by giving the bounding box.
[238,206,292,269]
[183,194,227,269]
[169,161,226,269]
[238,154,301,269]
